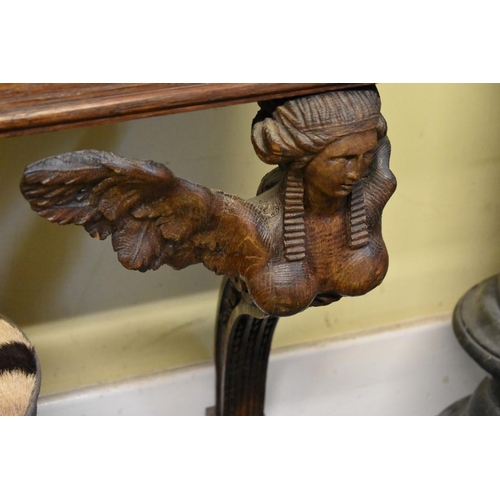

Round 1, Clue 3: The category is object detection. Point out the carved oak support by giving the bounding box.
[213,278,278,416]
[20,85,396,416]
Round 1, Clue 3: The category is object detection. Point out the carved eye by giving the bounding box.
[327,157,346,167]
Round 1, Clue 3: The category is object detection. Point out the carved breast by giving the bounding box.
[239,206,387,317]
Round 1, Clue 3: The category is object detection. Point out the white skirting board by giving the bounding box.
[38,317,487,416]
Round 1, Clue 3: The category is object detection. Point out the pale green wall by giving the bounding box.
[275,84,500,343]
[2,84,500,394]
[0,103,264,325]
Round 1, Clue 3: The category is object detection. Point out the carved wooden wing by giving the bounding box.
[20,150,253,274]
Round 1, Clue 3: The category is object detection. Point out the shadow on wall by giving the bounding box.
[0,125,123,325]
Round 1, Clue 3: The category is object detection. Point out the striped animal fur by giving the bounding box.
[0,315,41,416]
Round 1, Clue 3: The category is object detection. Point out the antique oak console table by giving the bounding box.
[3,83,397,416]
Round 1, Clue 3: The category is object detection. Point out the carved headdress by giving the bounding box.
[251,86,386,169]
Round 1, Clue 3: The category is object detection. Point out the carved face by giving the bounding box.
[305,129,378,198]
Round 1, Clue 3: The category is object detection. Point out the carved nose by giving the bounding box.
[346,157,364,181]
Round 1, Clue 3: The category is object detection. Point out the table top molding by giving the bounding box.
[0,83,367,138]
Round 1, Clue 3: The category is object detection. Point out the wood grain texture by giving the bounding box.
[214,278,278,415]
[19,85,395,417]
[0,83,364,137]
[20,87,396,317]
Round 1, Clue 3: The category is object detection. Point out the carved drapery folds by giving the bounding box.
[20,86,396,318]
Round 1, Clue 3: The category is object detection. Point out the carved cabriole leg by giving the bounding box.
[210,278,279,416]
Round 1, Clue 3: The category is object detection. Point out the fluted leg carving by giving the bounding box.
[212,278,279,416]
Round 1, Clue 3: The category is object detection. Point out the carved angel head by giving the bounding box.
[252,86,385,162]
[251,86,388,201]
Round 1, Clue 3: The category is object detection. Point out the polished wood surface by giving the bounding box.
[20,89,396,317]
[19,85,395,415]
[0,83,363,138]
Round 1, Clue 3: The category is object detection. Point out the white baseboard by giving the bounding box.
[38,316,486,416]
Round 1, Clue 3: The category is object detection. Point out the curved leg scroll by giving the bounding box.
[211,278,279,416]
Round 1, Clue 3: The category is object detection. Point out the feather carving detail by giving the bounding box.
[20,149,263,278]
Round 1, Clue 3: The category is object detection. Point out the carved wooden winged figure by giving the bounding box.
[21,86,396,318]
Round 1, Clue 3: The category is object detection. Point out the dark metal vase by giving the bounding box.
[440,275,500,416]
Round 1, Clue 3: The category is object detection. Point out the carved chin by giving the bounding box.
[337,184,356,195]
